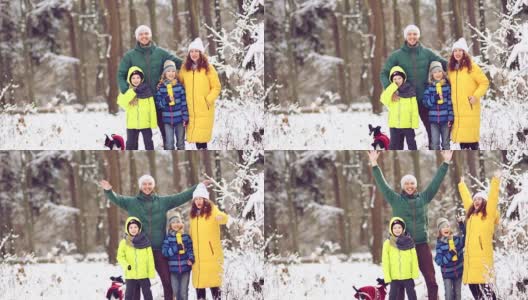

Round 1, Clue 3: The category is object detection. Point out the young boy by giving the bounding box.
[117,66,158,150]
[380,66,419,150]
[423,61,454,150]
[117,217,155,300]
[435,217,466,300]
[155,60,189,150]
[382,217,419,300]
[162,210,195,300]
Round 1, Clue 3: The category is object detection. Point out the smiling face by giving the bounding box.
[392,224,403,237]
[406,31,419,46]
[473,197,484,209]
[432,69,444,81]
[140,179,154,195]
[128,223,139,236]
[393,75,404,87]
[440,226,451,237]
[138,31,151,46]
[170,221,184,232]
[402,180,417,195]
[164,69,176,81]
[131,74,142,87]
[194,197,205,209]
[190,49,201,62]
[453,49,465,61]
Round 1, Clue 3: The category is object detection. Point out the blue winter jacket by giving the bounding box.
[434,222,465,279]
[155,80,189,126]
[423,82,454,124]
[161,232,195,274]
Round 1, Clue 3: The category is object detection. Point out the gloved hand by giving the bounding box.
[449,249,457,256]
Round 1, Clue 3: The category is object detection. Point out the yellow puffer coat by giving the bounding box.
[190,203,228,288]
[448,61,489,143]
[116,217,156,280]
[380,66,419,129]
[458,177,500,284]
[117,66,158,129]
[382,217,419,283]
[179,64,221,143]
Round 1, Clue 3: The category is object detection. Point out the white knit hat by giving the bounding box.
[193,183,209,200]
[473,191,488,202]
[400,174,417,189]
[452,38,469,53]
[403,25,420,39]
[188,38,205,53]
[138,174,155,187]
[135,25,152,41]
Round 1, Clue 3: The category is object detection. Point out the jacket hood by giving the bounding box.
[389,66,407,83]
[127,66,145,85]
[125,216,142,235]
[389,216,406,237]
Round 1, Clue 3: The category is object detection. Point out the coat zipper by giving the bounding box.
[196,216,200,286]
[192,70,196,140]
[479,235,483,250]
[209,241,215,255]
[455,70,459,141]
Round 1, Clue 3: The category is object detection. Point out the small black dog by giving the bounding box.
[104,134,125,150]
[353,278,388,300]
[106,276,125,300]
[369,124,390,150]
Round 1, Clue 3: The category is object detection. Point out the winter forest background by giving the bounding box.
[264,150,528,298]
[265,0,528,150]
[0,0,265,150]
[0,150,264,299]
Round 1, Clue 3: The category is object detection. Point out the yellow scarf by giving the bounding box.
[166,79,177,106]
[435,79,445,105]
[448,237,458,261]
[176,232,185,254]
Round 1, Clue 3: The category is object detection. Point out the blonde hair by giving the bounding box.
[429,69,447,84]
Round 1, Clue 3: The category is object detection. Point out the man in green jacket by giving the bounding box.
[117,25,183,147]
[368,150,453,300]
[380,25,448,149]
[99,175,211,300]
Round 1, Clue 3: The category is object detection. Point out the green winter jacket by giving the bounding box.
[382,217,419,283]
[118,42,183,94]
[380,66,419,129]
[380,42,447,102]
[117,216,156,280]
[104,185,197,250]
[372,162,449,244]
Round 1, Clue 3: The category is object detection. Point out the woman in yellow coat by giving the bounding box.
[458,171,500,299]
[189,183,229,300]
[179,38,221,150]
[447,38,489,150]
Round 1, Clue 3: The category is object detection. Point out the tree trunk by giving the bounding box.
[20,0,35,104]
[392,151,401,188]
[67,9,83,105]
[128,0,138,47]
[21,152,34,253]
[331,7,348,105]
[331,154,346,253]
[214,151,223,199]
[129,151,138,194]
[368,0,384,114]
[146,0,157,42]
[78,0,88,106]
[284,0,299,104]
[466,0,480,54]
[411,151,421,184]
[202,151,216,202]
[78,151,89,252]
[435,0,446,48]
[411,0,421,28]
[264,0,279,107]
[370,155,384,264]
[104,151,121,264]
[67,159,84,255]
[186,151,199,185]
[285,152,299,253]
[187,0,200,39]
[202,0,216,54]
[171,151,182,191]
[341,151,352,253]
[147,151,157,179]
[95,0,108,98]
[450,0,464,39]
[466,151,478,181]
[478,151,486,182]
[172,0,181,49]
[392,0,402,49]
[477,0,488,63]
[105,0,122,114]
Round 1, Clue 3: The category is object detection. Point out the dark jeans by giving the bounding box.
[389,279,417,300]
[153,249,173,300]
[389,128,417,150]
[196,287,221,300]
[418,103,432,149]
[126,129,153,150]
[171,271,190,300]
[461,142,479,150]
[416,243,438,300]
[430,123,451,150]
[124,279,152,300]
[443,277,462,300]
[469,284,497,300]
[164,123,185,150]
[196,142,208,150]
[156,109,167,148]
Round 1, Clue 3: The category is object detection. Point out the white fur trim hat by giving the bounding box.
[452,38,469,53]
[135,25,152,41]
[400,174,417,189]
[188,38,205,53]
[473,191,488,202]
[193,183,209,200]
[403,24,420,39]
[138,174,155,187]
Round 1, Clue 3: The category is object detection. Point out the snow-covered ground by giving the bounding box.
[265,252,527,299]
[0,100,263,150]
[0,251,263,300]
[265,101,528,150]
